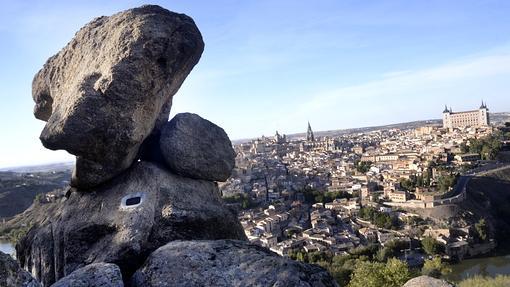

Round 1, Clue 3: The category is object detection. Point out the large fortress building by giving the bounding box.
[442,102,490,129]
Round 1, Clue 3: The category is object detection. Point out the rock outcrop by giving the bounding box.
[32,5,204,189]
[403,276,455,287]
[50,263,123,287]
[17,162,246,284]
[14,4,338,287]
[131,240,338,287]
[159,113,236,181]
[0,251,41,287]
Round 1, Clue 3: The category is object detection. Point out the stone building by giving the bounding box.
[274,131,287,144]
[442,102,490,129]
[389,190,408,202]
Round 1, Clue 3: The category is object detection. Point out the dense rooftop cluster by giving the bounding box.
[221,121,508,270]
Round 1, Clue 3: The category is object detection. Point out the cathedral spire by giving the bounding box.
[307,121,315,142]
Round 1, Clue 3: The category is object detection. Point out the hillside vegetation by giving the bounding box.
[458,275,510,287]
[461,166,510,244]
[0,170,70,219]
[0,192,63,242]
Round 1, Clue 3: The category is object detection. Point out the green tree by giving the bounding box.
[303,189,352,204]
[359,207,376,221]
[421,236,441,255]
[290,250,307,262]
[348,260,386,287]
[359,207,399,229]
[376,247,392,262]
[34,193,45,203]
[329,266,352,287]
[314,193,325,204]
[416,175,424,188]
[223,193,255,209]
[437,174,458,192]
[475,218,488,242]
[467,133,502,160]
[376,240,409,262]
[308,251,331,263]
[382,258,413,287]
[356,161,372,173]
[460,143,469,153]
[424,170,432,186]
[348,258,411,287]
[6,224,32,244]
[421,256,451,278]
[399,178,416,192]
[349,244,378,259]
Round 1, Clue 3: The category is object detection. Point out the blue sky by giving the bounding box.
[1,0,510,168]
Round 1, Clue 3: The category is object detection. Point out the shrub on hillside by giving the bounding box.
[458,275,510,287]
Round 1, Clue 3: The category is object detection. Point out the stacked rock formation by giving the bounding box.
[13,5,338,287]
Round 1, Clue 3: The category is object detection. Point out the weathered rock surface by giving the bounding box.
[32,5,204,189]
[24,4,339,287]
[0,251,41,287]
[51,263,123,287]
[403,275,455,287]
[159,113,236,181]
[17,162,246,286]
[131,240,338,287]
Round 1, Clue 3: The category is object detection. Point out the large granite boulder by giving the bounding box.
[51,263,123,287]
[403,276,454,287]
[32,5,204,189]
[131,240,338,287]
[0,251,41,287]
[159,113,236,181]
[17,162,246,286]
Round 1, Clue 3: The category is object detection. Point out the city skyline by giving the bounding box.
[0,105,504,169]
[1,0,510,168]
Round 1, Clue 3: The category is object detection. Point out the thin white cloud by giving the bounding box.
[265,47,510,134]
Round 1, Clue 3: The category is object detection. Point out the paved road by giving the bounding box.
[438,163,510,203]
[450,175,470,198]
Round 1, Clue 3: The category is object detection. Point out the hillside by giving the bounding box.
[410,165,510,247]
[461,166,510,244]
[0,169,71,219]
[0,161,73,173]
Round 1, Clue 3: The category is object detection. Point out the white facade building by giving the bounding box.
[442,102,489,129]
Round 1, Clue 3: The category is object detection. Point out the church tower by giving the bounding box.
[306,122,315,142]
[478,100,490,126]
[442,105,451,129]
